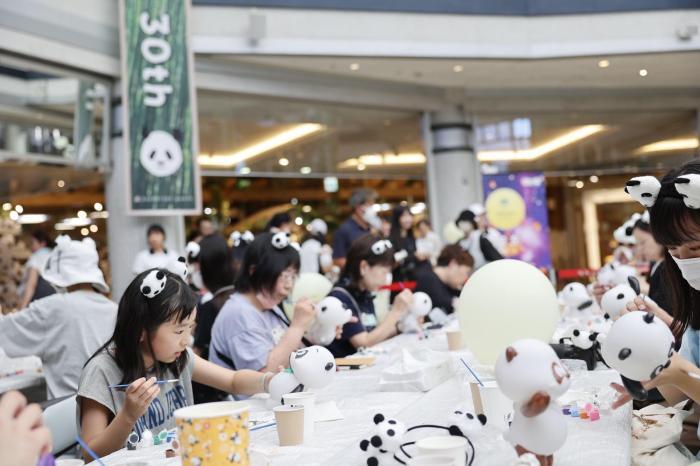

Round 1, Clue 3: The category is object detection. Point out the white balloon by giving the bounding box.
[495,339,571,403]
[291,273,333,305]
[600,284,637,319]
[601,311,675,381]
[267,371,303,407]
[458,260,559,365]
[289,346,336,389]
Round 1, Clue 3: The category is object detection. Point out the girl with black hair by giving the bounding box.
[77,268,276,460]
[389,206,430,283]
[613,160,700,412]
[18,229,56,308]
[209,232,317,373]
[326,234,413,358]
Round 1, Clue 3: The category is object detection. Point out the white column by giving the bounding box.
[105,83,186,299]
[422,106,482,236]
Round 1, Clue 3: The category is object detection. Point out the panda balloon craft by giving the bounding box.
[268,346,337,406]
[358,409,486,466]
[305,296,353,346]
[495,339,571,466]
[398,292,433,334]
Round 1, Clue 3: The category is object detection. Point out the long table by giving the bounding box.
[90,330,632,466]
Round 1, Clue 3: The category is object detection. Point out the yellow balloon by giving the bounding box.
[443,221,465,244]
[457,259,558,365]
[485,188,526,230]
[285,273,333,317]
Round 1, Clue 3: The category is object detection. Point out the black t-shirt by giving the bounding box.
[648,261,671,316]
[414,267,459,314]
[325,281,378,358]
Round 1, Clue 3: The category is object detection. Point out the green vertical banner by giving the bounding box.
[119,0,201,215]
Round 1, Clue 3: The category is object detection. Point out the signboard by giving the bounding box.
[483,172,552,269]
[119,0,201,215]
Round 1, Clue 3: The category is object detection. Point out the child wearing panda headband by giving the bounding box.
[325,234,414,358]
[77,258,278,460]
[611,161,700,414]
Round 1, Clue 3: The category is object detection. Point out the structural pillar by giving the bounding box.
[104,83,186,299]
[422,106,482,237]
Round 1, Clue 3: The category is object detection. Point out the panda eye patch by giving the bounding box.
[324,362,335,371]
[616,293,624,299]
[619,348,632,360]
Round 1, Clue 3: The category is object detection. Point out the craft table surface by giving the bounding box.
[89,331,631,466]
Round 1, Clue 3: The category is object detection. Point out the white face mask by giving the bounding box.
[362,208,383,230]
[671,255,700,290]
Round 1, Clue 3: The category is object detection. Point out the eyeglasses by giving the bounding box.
[280,269,299,283]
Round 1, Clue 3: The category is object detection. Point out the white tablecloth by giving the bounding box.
[90,331,632,466]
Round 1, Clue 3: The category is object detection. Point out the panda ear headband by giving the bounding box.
[371,239,392,255]
[140,256,188,299]
[625,174,700,209]
[270,232,300,251]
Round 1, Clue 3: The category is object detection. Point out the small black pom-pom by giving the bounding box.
[367,458,379,466]
[156,270,165,279]
[142,286,151,295]
[373,413,385,425]
[359,439,369,451]
[370,435,382,448]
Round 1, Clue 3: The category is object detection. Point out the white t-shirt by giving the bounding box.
[132,249,179,275]
[17,247,52,297]
[0,290,117,398]
[300,239,322,274]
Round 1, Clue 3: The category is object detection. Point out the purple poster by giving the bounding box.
[482,172,552,269]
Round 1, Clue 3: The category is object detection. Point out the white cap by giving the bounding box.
[41,235,109,293]
[308,219,328,236]
[468,203,486,217]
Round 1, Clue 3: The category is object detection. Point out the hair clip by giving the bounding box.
[242,230,254,243]
[168,256,188,281]
[271,231,291,249]
[674,174,700,209]
[231,230,255,247]
[371,239,392,255]
[624,176,661,208]
[185,241,200,260]
[141,270,167,298]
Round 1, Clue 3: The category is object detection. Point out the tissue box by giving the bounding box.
[378,348,454,392]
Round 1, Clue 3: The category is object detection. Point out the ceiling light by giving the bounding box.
[94,202,103,212]
[89,224,98,233]
[300,166,312,174]
[339,153,427,169]
[54,223,75,231]
[279,158,289,166]
[14,205,23,214]
[477,125,605,162]
[453,65,464,73]
[597,59,610,68]
[204,207,212,215]
[198,124,325,167]
[2,203,11,211]
[635,137,699,154]
[639,69,648,77]
[18,214,48,224]
[61,217,91,227]
[81,228,89,236]
[349,63,360,71]
[295,217,303,226]
[589,175,599,183]
[57,180,65,188]
[90,211,109,219]
[410,203,426,215]
[357,164,366,171]
[240,167,251,175]
[9,211,19,221]
[291,198,299,205]
[302,205,312,213]
[77,210,87,219]
[575,181,584,189]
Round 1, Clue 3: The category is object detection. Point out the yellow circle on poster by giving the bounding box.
[485,187,526,230]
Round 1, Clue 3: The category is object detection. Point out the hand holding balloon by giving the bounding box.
[306,296,353,346]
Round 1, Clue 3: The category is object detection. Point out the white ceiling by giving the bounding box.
[229,51,700,90]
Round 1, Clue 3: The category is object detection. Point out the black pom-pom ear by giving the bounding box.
[373,413,385,425]
[370,435,382,448]
[477,414,487,425]
[573,329,580,337]
[643,312,655,324]
[360,439,369,451]
[619,348,632,360]
[156,270,165,279]
[448,425,464,437]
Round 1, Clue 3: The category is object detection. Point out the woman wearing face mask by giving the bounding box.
[455,209,503,270]
[613,162,700,413]
[326,234,413,358]
[209,233,316,373]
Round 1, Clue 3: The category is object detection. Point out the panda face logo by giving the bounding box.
[271,232,290,249]
[139,130,183,177]
[140,269,166,298]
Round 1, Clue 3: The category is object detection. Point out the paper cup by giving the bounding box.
[446,330,462,351]
[273,405,305,446]
[174,401,250,466]
[479,381,513,430]
[416,436,467,466]
[407,455,457,465]
[282,391,316,440]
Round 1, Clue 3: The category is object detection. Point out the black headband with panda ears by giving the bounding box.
[625,174,700,209]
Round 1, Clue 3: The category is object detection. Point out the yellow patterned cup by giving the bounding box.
[174,401,250,466]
